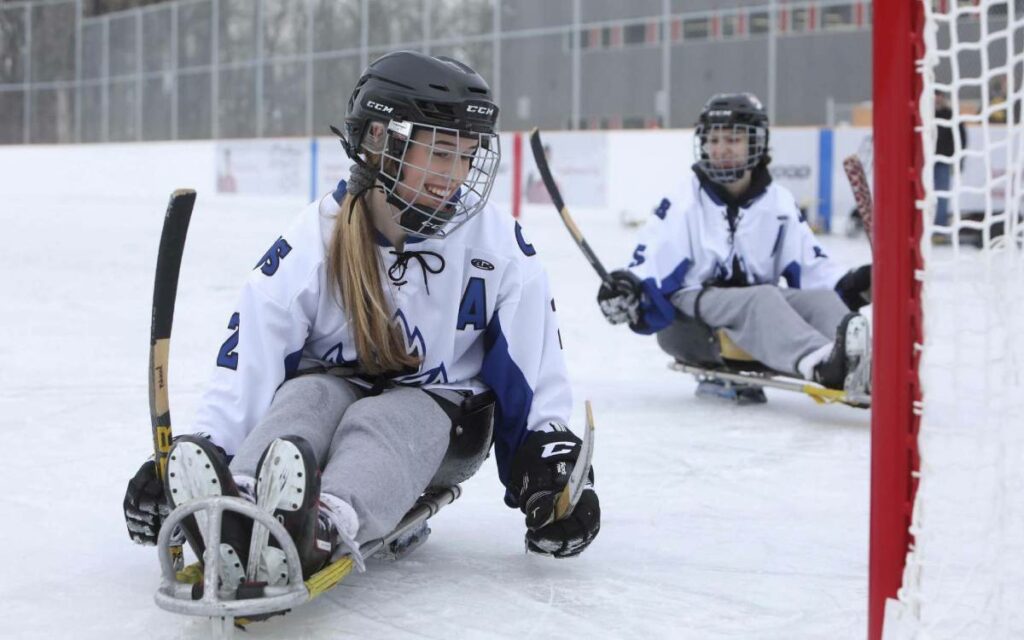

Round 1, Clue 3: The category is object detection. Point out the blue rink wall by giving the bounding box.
[0,127,879,233]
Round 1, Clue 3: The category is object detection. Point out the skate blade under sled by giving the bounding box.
[154,486,462,635]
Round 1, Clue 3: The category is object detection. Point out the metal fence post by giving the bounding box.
[360,0,368,72]
[306,0,314,137]
[75,0,83,142]
[212,0,219,138]
[102,15,109,142]
[136,11,143,141]
[571,0,580,130]
[661,0,671,128]
[256,0,264,137]
[24,5,31,143]
[172,1,179,140]
[492,0,500,108]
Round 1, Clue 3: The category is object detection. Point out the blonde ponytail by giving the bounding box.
[326,191,421,375]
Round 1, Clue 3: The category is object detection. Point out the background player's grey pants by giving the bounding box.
[669,285,849,375]
[230,374,459,543]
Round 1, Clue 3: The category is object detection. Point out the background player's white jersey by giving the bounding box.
[191,181,571,492]
[626,172,845,333]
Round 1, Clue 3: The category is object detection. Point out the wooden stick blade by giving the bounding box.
[554,400,596,521]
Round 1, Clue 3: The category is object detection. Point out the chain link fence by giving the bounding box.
[0,0,876,144]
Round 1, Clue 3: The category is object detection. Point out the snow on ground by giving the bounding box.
[0,190,872,639]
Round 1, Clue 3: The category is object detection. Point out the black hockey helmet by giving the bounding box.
[337,51,501,238]
[694,92,770,184]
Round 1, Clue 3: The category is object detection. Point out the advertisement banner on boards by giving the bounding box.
[523,131,608,208]
[768,128,821,225]
[215,139,310,197]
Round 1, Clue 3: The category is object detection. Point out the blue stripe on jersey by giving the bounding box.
[480,314,534,489]
[332,179,347,203]
[634,258,693,335]
[770,223,786,257]
[782,261,802,289]
[284,347,304,377]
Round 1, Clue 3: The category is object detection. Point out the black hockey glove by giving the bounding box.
[124,457,172,546]
[836,264,872,311]
[597,269,644,327]
[124,435,223,546]
[509,430,600,558]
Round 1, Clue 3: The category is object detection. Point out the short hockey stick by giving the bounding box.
[842,154,873,248]
[553,400,596,521]
[529,128,613,284]
[149,189,197,570]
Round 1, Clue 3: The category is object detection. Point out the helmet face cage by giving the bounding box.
[372,120,501,238]
[694,122,768,184]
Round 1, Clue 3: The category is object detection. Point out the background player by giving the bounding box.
[596,93,872,395]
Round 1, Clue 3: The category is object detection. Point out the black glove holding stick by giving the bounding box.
[596,269,645,327]
[508,430,600,558]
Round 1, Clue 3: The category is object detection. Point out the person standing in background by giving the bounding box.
[933,91,967,233]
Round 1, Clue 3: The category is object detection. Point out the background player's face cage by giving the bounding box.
[693,123,768,184]
[375,120,501,239]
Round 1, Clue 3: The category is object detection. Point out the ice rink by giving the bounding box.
[0,189,873,639]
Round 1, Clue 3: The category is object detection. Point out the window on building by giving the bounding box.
[624,23,646,46]
[791,7,811,32]
[823,5,855,30]
[749,11,770,35]
[683,17,709,40]
[722,14,739,37]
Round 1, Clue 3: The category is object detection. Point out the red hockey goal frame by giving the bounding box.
[869,2,925,639]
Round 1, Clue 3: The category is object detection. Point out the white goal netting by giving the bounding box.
[885,1,1024,638]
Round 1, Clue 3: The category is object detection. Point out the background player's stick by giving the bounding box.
[842,154,873,248]
[529,128,613,285]
[149,189,196,571]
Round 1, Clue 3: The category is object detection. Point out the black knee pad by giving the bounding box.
[656,314,723,368]
[425,391,495,489]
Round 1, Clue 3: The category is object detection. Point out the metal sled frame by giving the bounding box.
[154,486,462,636]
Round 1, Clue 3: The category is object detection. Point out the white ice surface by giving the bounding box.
[0,192,872,639]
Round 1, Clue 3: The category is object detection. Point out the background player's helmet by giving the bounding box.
[693,93,770,184]
[342,51,501,238]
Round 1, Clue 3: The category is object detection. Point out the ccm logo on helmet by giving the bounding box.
[366,100,394,114]
[465,103,496,119]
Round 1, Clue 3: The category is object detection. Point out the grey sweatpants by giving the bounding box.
[229,374,458,542]
[670,285,849,375]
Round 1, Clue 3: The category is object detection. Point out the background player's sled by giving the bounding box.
[658,314,871,408]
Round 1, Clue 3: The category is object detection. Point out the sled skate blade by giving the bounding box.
[695,378,767,405]
[373,521,431,561]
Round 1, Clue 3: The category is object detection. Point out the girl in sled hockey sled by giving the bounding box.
[596,93,872,407]
[122,51,600,627]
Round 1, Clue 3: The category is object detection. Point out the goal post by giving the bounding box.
[869,0,923,638]
[870,2,1024,639]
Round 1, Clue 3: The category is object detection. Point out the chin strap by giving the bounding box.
[330,125,380,198]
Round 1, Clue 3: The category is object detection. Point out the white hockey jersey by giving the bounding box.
[190,181,571,494]
[626,170,845,334]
